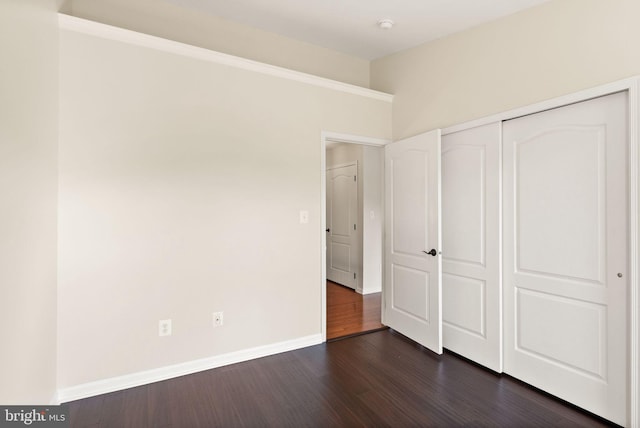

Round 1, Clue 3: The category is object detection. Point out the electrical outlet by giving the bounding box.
[213,311,224,327]
[159,319,172,336]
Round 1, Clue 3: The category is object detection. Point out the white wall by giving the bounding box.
[68,0,370,87]
[0,0,60,404]
[371,0,640,139]
[58,27,391,389]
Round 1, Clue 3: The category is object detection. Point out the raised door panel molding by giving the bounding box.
[515,288,606,380]
[442,145,486,267]
[391,264,430,323]
[442,273,485,338]
[515,126,605,285]
[390,149,430,259]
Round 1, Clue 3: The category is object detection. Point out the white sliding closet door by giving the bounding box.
[442,123,501,372]
[503,92,628,425]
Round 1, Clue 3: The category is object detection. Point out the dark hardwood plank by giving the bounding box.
[146,379,172,428]
[97,390,126,427]
[67,393,103,427]
[66,330,617,427]
[326,280,385,340]
[122,385,148,428]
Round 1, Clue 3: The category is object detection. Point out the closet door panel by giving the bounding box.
[503,92,628,426]
[442,122,501,372]
[384,129,443,353]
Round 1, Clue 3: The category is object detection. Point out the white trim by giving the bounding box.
[324,132,390,146]
[321,138,327,342]
[57,14,393,104]
[629,79,640,428]
[443,77,639,136]
[441,77,639,427]
[320,132,390,342]
[57,334,322,403]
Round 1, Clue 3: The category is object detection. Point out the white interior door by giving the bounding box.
[326,163,358,289]
[503,92,628,425]
[384,129,442,353]
[441,123,502,372]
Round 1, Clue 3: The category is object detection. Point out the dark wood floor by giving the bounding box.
[67,330,615,427]
[326,280,385,340]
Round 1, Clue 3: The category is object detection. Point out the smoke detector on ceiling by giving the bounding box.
[377,19,394,30]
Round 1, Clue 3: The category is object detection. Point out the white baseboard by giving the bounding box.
[57,333,322,403]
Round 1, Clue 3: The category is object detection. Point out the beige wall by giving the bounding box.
[58,28,391,388]
[0,0,60,404]
[68,0,370,87]
[371,0,640,139]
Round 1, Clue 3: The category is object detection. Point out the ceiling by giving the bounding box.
[165,0,551,60]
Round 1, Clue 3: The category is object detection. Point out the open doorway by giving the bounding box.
[321,133,388,340]
[326,280,385,339]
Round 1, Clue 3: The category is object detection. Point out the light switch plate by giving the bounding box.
[299,210,309,224]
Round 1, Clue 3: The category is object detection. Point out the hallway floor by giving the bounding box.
[326,280,386,340]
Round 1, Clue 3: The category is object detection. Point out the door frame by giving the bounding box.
[441,77,639,427]
[320,132,390,342]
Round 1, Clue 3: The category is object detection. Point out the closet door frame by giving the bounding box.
[442,77,640,427]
